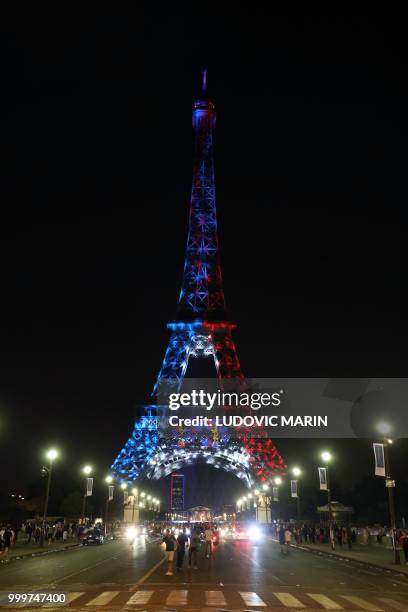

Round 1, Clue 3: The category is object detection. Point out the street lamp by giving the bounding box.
[292,467,302,522]
[104,476,114,535]
[40,448,59,547]
[81,465,93,524]
[131,487,138,522]
[376,424,400,565]
[320,451,334,550]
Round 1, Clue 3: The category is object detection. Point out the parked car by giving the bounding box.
[82,529,104,545]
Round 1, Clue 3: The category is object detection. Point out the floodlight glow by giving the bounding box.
[321,451,332,463]
[46,449,58,461]
[83,465,92,475]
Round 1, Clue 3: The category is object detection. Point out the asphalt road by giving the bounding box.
[0,537,407,610]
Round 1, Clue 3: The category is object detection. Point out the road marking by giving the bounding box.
[126,590,154,605]
[341,596,384,611]
[85,591,120,606]
[165,590,188,606]
[54,552,126,584]
[307,593,343,609]
[205,591,227,606]
[377,599,408,612]
[130,555,166,589]
[68,593,84,603]
[273,592,305,608]
[239,591,267,607]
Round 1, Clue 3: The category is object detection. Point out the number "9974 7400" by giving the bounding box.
[0,592,68,606]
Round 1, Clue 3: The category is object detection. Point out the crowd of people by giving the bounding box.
[160,523,218,576]
[272,523,408,564]
[0,520,88,554]
[272,523,357,549]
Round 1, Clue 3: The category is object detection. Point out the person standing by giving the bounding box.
[278,525,286,554]
[3,526,12,554]
[162,529,176,576]
[204,525,213,558]
[188,529,200,569]
[284,527,292,552]
[176,527,188,571]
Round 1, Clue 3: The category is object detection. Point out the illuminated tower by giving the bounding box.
[153,70,242,392]
[112,72,285,487]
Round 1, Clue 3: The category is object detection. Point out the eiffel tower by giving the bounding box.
[112,72,285,488]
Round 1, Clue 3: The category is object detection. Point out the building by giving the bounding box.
[170,474,185,511]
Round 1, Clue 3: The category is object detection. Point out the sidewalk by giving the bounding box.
[0,539,79,564]
[289,540,408,576]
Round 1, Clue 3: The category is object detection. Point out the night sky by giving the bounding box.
[1,9,407,509]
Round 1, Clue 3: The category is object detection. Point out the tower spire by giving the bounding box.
[177,71,225,319]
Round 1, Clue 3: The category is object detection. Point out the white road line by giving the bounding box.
[341,595,384,611]
[165,590,188,606]
[126,590,154,605]
[273,592,305,608]
[68,592,84,603]
[239,591,267,607]
[377,598,408,612]
[205,590,227,606]
[130,555,166,589]
[85,591,120,606]
[307,593,343,609]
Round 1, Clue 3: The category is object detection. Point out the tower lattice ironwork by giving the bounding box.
[112,72,285,486]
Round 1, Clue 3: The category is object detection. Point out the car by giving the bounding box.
[82,529,104,545]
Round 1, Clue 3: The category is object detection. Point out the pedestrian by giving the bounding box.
[162,529,176,576]
[401,532,408,566]
[2,526,13,554]
[204,524,213,558]
[346,526,352,550]
[176,527,188,571]
[284,527,292,551]
[188,529,200,569]
[278,525,286,553]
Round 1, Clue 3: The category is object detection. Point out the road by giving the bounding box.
[0,537,407,610]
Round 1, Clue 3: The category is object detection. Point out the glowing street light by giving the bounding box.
[120,482,127,490]
[46,449,59,462]
[291,467,302,522]
[320,451,334,550]
[262,483,269,491]
[105,476,114,535]
[376,423,400,565]
[321,451,332,464]
[81,465,93,523]
[274,477,282,485]
[41,448,59,547]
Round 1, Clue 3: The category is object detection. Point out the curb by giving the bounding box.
[288,541,408,579]
[0,543,80,566]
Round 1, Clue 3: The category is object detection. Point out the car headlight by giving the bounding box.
[248,526,261,541]
[126,527,138,539]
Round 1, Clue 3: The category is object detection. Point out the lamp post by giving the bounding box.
[81,465,93,524]
[131,487,138,522]
[105,476,114,536]
[262,483,271,523]
[376,423,400,565]
[40,448,58,547]
[321,451,334,550]
[292,467,302,523]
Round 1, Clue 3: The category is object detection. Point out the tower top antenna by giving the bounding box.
[202,68,207,93]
